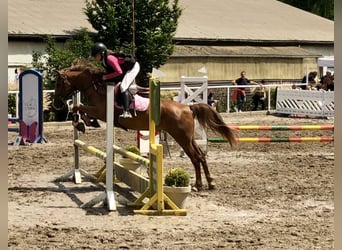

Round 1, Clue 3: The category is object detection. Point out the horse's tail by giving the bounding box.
[190,103,237,147]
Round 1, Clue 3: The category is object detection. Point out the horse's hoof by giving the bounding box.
[208,183,216,190]
[75,122,86,133]
[90,119,101,128]
[191,184,203,192]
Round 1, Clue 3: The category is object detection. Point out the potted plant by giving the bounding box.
[119,145,141,171]
[163,167,191,209]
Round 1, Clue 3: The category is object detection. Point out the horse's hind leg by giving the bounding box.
[192,141,216,190]
[174,138,203,190]
[200,157,215,189]
[203,161,216,190]
[187,153,203,191]
[179,138,216,191]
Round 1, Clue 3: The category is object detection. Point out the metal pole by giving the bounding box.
[105,83,116,211]
[73,93,81,183]
[131,0,135,56]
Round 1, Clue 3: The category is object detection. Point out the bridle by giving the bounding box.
[53,68,104,111]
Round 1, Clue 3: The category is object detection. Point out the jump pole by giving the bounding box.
[56,85,117,210]
[8,117,19,133]
[55,93,90,184]
[72,139,150,195]
[208,124,334,143]
[229,124,334,131]
[208,136,334,143]
[8,127,20,132]
[80,82,116,211]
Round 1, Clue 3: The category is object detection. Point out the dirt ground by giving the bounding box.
[8,111,334,249]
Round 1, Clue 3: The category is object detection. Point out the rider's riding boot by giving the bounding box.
[119,90,132,118]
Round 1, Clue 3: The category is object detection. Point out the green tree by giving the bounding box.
[31,29,94,121]
[84,0,182,86]
[32,29,94,90]
[278,0,334,20]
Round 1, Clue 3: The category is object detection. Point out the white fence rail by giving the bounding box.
[8,84,334,117]
[276,89,334,118]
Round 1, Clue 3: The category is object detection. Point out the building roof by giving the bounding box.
[8,0,334,43]
[172,45,319,57]
[176,0,334,43]
[8,0,94,37]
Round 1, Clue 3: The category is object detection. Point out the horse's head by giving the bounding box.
[52,70,75,110]
[52,60,105,110]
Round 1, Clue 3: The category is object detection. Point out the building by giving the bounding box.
[8,0,334,86]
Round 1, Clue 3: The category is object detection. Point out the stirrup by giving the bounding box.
[120,111,132,118]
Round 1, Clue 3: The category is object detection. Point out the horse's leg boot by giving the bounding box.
[72,121,85,133]
[90,119,101,128]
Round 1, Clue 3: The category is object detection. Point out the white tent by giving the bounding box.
[318,56,334,67]
[317,56,334,75]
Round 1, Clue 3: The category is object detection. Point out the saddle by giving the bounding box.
[111,83,149,130]
[128,83,150,98]
[83,80,149,129]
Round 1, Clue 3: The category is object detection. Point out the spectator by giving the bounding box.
[291,83,300,90]
[318,71,334,91]
[300,72,316,90]
[252,80,266,111]
[314,71,320,81]
[207,89,218,110]
[327,74,334,91]
[311,71,319,89]
[232,71,256,112]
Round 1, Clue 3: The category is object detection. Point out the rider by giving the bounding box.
[91,42,135,118]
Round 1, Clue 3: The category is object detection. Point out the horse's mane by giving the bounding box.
[68,59,104,74]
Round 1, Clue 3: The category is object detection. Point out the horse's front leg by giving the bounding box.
[71,106,86,133]
[67,101,93,127]
[76,103,106,122]
[71,104,105,132]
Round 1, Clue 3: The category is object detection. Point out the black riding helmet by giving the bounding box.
[91,42,107,57]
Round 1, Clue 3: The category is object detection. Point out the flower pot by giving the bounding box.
[119,157,141,171]
[163,185,191,209]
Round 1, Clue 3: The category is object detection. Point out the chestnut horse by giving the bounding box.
[53,60,236,191]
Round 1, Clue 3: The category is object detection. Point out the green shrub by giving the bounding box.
[8,94,16,117]
[164,168,190,187]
